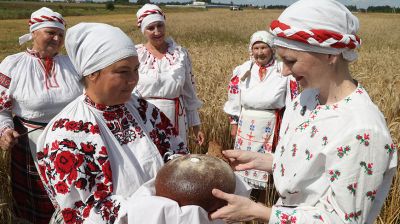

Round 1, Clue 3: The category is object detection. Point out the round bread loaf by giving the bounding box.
[155,154,236,212]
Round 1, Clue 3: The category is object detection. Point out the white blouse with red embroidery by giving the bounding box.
[134,38,202,127]
[269,83,397,224]
[0,50,83,133]
[36,94,188,224]
[223,59,298,124]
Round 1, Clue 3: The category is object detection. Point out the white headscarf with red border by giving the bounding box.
[136,4,166,33]
[269,0,361,62]
[19,7,66,45]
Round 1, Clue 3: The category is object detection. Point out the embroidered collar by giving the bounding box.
[26,48,58,59]
[84,94,125,112]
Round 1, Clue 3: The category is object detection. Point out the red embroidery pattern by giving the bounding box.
[347,183,357,195]
[0,90,12,112]
[356,133,370,146]
[228,75,239,94]
[270,20,361,49]
[52,118,100,135]
[328,169,341,182]
[274,210,297,224]
[37,138,120,223]
[366,190,376,201]
[0,72,11,89]
[345,211,362,222]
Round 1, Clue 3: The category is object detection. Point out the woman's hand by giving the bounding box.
[0,129,20,150]
[222,150,273,172]
[230,124,238,138]
[210,189,271,223]
[192,125,205,146]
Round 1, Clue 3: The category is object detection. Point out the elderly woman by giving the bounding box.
[211,0,397,223]
[134,4,204,146]
[224,30,298,196]
[0,7,82,223]
[36,22,188,223]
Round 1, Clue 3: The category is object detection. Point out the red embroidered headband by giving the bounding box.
[29,15,65,26]
[137,9,166,28]
[270,20,361,50]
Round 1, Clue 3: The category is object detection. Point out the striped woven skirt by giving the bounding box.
[11,117,54,224]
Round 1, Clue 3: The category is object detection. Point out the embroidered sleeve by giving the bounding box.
[37,119,126,224]
[269,129,397,224]
[0,58,15,133]
[149,107,189,161]
[137,98,189,161]
[181,48,202,127]
[223,66,242,120]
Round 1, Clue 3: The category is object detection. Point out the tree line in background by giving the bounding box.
[140,0,399,13]
[1,0,399,13]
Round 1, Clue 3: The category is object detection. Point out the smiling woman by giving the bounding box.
[85,57,140,106]
[0,7,83,224]
[134,4,205,147]
[35,22,189,223]
[223,30,298,203]
[211,0,397,223]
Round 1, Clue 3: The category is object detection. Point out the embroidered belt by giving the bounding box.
[147,97,183,134]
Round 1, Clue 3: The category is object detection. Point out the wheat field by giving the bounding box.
[0,8,399,224]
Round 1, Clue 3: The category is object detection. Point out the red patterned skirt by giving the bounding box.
[11,117,54,224]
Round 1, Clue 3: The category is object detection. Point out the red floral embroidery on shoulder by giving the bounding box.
[0,90,12,112]
[0,72,11,89]
[52,118,100,135]
[228,75,239,94]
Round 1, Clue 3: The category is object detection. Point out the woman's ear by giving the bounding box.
[87,71,100,81]
[327,54,339,65]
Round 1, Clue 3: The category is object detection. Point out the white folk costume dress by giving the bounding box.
[224,59,298,189]
[269,84,397,224]
[0,50,82,223]
[135,38,202,145]
[36,94,189,224]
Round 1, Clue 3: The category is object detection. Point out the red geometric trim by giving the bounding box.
[137,9,166,27]
[28,15,66,26]
[0,72,11,89]
[270,20,361,49]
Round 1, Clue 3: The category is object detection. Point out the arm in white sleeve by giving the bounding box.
[0,57,15,135]
[269,128,397,224]
[223,66,242,125]
[181,48,202,127]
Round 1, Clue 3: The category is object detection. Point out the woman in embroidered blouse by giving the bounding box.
[0,7,82,224]
[223,30,298,198]
[211,0,397,223]
[134,4,204,146]
[36,22,188,224]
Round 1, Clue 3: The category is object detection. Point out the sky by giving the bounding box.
[148,0,400,8]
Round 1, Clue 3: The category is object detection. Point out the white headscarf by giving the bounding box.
[65,23,137,77]
[269,0,361,62]
[248,31,274,52]
[19,7,66,45]
[136,4,166,33]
